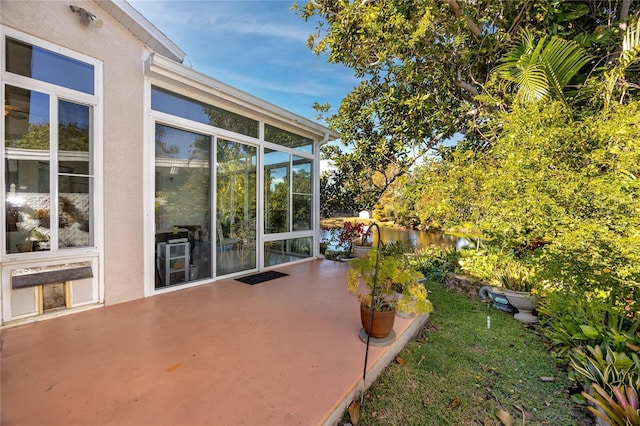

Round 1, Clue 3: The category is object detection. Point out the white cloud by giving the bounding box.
[207,18,311,42]
[198,62,345,96]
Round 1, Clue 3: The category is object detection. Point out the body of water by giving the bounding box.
[376,227,458,249]
[322,226,459,251]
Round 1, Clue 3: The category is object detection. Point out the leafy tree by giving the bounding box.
[306,3,640,412]
[319,140,409,214]
[410,100,640,301]
[319,167,359,217]
[298,0,638,211]
[7,123,50,149]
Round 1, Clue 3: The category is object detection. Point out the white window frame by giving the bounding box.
[0,27,104,262]
[262,139,315,240]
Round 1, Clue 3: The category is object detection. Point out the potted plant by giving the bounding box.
[13,211,47,252]
[352,225,374,258]
[492,260,539,323]
[338,221,365,259]
[347,249,433,338]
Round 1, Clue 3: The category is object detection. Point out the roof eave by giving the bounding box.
[95,0,186,63]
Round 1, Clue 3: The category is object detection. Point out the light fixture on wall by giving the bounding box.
[4,102,27,119]
[69,5,103,27]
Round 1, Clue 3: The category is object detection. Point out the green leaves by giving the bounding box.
[347,248,432,314]
[495,29,592,104]
[602,18,640,111]
[579,325,600,340]
[571,344,640,392]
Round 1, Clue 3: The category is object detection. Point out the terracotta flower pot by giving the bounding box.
[16,243,32,253]
[503,289,538,323]
[360,303,396,338]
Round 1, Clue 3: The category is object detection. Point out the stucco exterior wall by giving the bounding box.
[1,0,147,304]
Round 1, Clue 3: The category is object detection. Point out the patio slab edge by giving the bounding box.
[321,313,430,426]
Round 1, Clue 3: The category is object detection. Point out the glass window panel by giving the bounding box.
[5,86,51,254]
[6,38,94,95]
[151,87,258,138]
[264,237,313,267]
[263,148,289,166]
[292,156,312,194]
[292,157,312,230]
[264,148,289,234]
[207,107,258,139]
[292,195,312,231]
[155,124,212,287]
[216,139,257,276]
[264,124,313,154]
[291,236,313,258]
[4,86,49,148]
[58,101,90,175]
[58,100,92,249]
[58,178,91,248]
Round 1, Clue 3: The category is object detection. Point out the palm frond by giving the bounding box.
[603,18,640,110]
[512,64,549,103]
[495,29,591,105]
[541,36,592,98]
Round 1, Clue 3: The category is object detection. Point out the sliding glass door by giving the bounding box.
[154,124,211,288]
[154,125,258,286]
[216,139,257,275]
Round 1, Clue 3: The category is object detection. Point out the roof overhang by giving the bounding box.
[95,0,186,63]
[146,54,340,142]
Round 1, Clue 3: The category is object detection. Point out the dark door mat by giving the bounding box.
[235,271,289,285]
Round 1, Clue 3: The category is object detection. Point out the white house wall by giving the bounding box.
[1,0,148,310]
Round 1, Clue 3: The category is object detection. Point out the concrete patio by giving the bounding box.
[1,259,428,426]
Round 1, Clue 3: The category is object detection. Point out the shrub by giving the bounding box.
[410,245,458,283]
[539,290,640,359]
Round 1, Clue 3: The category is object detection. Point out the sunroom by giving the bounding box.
[145,56,339,293]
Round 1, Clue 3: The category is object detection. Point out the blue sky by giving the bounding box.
[128,0,358,124]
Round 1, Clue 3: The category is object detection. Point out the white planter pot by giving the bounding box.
[353,245,373,258]
[394,291,417,318]
[503,289,538,323]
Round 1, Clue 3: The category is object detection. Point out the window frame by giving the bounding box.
[1,27,103,261]
[262,138,315,237]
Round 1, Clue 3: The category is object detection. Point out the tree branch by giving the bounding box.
[620,0,632,25]
[455,69,480,96]
[442,0,482,38]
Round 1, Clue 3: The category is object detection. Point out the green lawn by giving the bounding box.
[345,282,592,425]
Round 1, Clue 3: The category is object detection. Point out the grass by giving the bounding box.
[344,281,592,425]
